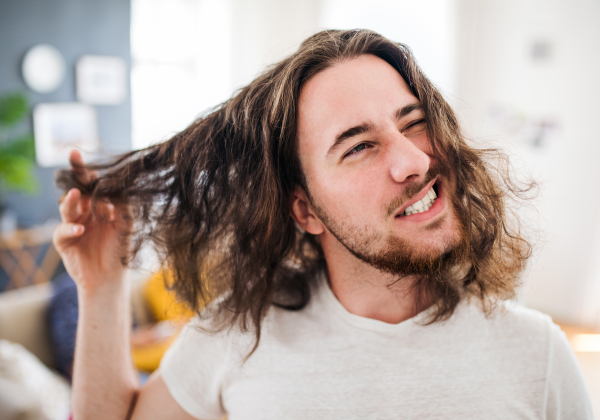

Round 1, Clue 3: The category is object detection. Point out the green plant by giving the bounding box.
[0,92,38,194]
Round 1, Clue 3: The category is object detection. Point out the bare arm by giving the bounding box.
[72,277,138,418]
[74,281,197,419]
[131,372,197,420]
[54,151,199,420]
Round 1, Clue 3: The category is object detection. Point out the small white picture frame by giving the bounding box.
[33,103,99,167]
[76,55,127,105]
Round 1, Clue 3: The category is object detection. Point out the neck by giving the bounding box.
[321,233,429,324]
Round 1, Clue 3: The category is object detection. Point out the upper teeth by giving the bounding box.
[401,187,437,216]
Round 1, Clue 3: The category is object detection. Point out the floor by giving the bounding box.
[559,324,600,419]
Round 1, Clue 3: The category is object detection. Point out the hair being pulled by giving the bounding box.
[56,29,535,351]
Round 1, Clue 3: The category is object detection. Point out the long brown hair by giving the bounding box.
[57,29,533,349]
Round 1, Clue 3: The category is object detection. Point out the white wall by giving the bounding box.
[230,0,322,89]
[455,0,600,327]
[229,0,458,95]
[131,0,235,149]
[131,0,322,150]
[320,0,457,98]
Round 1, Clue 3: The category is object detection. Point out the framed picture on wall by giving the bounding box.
[76,55,127,105]
[33,103,99,167]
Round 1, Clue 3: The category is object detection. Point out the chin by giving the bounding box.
[396,215,464,258]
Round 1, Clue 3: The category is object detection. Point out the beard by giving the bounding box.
[308,169,469,281]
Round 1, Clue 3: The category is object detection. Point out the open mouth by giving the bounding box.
[396,181,439,218]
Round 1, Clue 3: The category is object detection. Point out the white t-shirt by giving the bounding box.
[159,276,594,420]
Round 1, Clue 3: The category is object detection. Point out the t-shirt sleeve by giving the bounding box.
[544,323,594,420]
[158,316,230,420]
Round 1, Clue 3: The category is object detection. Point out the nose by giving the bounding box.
[388,135,431,184]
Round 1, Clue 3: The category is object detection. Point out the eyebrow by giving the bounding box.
[394,103,423,120]
[326,102,423,158]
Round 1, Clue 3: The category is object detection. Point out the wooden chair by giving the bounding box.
[0,222,61,291]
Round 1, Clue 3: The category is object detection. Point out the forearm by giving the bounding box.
[72,275,140,420]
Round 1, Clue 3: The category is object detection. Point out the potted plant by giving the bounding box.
[0,92,38,232]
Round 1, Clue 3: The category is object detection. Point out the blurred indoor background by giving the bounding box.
[0,0,598,418]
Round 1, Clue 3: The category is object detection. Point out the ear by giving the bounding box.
[290,186,325,235]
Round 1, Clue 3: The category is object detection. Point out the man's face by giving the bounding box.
[295,54,465,275]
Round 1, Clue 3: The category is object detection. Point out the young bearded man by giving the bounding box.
[54,30,593,419]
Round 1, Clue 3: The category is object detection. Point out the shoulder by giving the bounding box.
[164,298,314,363]
[494,300,557,336]
[447,301,593,416]
[157,314,233,419]
[445,299,559,373]
[456,298,557,340]
[497,300,554,324]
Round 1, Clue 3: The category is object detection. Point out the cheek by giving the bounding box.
[411,133,434,156]
[313,168,386,219]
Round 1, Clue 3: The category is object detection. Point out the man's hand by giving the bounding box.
[53,150,130,293]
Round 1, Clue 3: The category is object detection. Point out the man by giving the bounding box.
[54,29,593,419]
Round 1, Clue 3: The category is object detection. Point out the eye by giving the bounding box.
[344,142,370,158]
[403,118,426,134]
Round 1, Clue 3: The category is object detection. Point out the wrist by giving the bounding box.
[77,272,130,302]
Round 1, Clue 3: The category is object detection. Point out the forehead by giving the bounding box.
[297,54,418,159]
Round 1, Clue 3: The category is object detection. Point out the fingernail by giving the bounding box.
[72,225,82,234]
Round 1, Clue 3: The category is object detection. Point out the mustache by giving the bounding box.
[386,166,441,217]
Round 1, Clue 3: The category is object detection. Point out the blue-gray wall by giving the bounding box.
[0,0,131,227]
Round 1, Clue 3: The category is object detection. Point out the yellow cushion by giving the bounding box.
[143,270,195,322]
[132,270,196,372]
[131,334,178,373]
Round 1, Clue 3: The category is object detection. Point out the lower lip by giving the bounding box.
[395,184,445,223]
